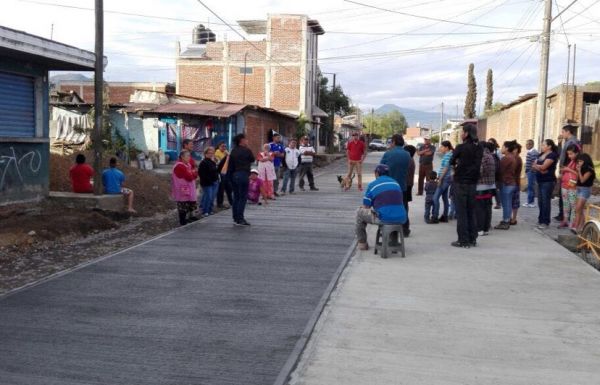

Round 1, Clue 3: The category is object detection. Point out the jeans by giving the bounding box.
[454,183,478,244]
[501,185,517,222]
[424,200,433,221]
[217,173,233,206]
[432,176,451,219]
[231,171,249,222]
[298,163,316,189]
[281,168,297,192]
[526,171,536,205]
[200,182,218,214]
[537,180,555,225]
[273,166,282,192]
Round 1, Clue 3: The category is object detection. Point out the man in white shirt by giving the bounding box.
[280,139,300,194]
[298,136,319,191]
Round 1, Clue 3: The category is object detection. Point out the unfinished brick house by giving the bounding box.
[176,14,325,125]
[55,81,174,104]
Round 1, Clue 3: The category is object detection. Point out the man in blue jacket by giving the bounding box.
[381,134,411,236]
[356,164,407,250]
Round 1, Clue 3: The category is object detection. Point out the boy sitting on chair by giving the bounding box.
[356,164,407,250]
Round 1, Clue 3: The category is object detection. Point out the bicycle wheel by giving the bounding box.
[580,221,600,264]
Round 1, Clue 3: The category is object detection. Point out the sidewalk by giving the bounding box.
[290,163,600,385]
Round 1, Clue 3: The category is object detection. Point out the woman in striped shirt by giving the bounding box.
[430,141,454,224]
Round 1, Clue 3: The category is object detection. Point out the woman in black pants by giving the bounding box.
[475,142,497,235]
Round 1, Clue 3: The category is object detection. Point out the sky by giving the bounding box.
[1,0,599,115]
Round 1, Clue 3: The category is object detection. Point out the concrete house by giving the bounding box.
[0,25,96,205]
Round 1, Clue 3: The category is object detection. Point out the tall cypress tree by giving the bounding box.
[464,63,477,119]
[485,68,493,112]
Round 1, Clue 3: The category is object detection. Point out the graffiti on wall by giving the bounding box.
[0,144,45,200]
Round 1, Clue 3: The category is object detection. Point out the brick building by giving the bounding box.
[176,14,324,122]
[55,81,173,104]
[481,83,600,160]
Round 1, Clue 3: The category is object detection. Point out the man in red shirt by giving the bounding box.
[346,133,367,190]
[69,153,94,193]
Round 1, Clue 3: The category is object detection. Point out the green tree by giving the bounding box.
[485,68,493,113]
[318,72,352,152]
[464,63,477,119]
[363,111,407,138]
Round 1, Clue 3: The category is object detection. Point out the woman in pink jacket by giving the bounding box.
[172,150,199,225]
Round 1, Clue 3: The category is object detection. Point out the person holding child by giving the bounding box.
[257,143,277,199]
[559,144,580,229]
[172,150,198,226]
[573,153,596,233]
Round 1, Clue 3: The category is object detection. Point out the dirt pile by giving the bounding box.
[50,152,175,216]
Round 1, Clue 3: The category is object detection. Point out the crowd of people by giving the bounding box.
[170,133,319,227]
[355,123,596,250]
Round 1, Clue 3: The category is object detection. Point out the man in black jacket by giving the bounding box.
[228,134,255,226]
[450,123,483,248]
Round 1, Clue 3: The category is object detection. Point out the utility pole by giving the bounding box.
[370,108,374,138]
[440,102,444,139]
[242,52,248,104]
[535,0,552,148]
[571,44,577,122]
[562,44,571,124]
[93,0,104,195]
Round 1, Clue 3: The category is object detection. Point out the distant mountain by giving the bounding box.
[50,73,92,83]
[373,104,443,129]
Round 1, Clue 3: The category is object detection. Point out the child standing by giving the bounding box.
[198,146,219,216]
[424,170,438,223]
[559,144,580,229]
[257,143,276,199]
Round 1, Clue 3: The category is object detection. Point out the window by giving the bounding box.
[239,67,253,75]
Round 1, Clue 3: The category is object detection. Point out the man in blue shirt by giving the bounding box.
[356,164,407,250]
[102,157,136,213]
[269,132,285,196]
[381,134,411,236]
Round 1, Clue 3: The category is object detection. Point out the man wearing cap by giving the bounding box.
[417,136,436,195]
[346,132,367,191]
[356,164,407,250]
[269,133,285,196]
[298,136,319,191]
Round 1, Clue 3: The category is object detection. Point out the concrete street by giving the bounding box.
[290,153,600,385]
[0,160,361,385]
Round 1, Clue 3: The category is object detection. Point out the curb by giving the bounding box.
[272,239,357,385]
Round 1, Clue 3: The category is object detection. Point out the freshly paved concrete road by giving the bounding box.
[291,153,600,385]
[0,159,362,385]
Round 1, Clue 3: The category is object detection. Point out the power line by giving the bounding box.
[561,0,600,26]
[343,0,540,31]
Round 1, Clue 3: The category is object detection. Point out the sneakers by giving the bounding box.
[553,215,563,222]
[357,242,369,250]
[522,203,536,208]
[478,230,489,236]
[279,191,286,195]
[428,218,439,224]
[310,187,319,191]
[494,221,510,230]
[451,241,470,248]
[234,219,251,226]
[493,205,501,210]
[438,216,448,223]
[537,224,549,230]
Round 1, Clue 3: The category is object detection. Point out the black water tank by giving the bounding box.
[193,24,216,45]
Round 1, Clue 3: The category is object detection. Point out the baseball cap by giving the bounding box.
[250,169,259,174]
[374,164,389,175]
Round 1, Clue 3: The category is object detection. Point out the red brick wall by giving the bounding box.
[57,83,166,104]
[227,41,267,62]
[205,42,224,60]
[243,110,296,155]
[177,65,223,101]
[228,66,265,105]
[269,16,303,62]
[271,66,301,111]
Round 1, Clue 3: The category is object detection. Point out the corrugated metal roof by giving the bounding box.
[150,103,246,118]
